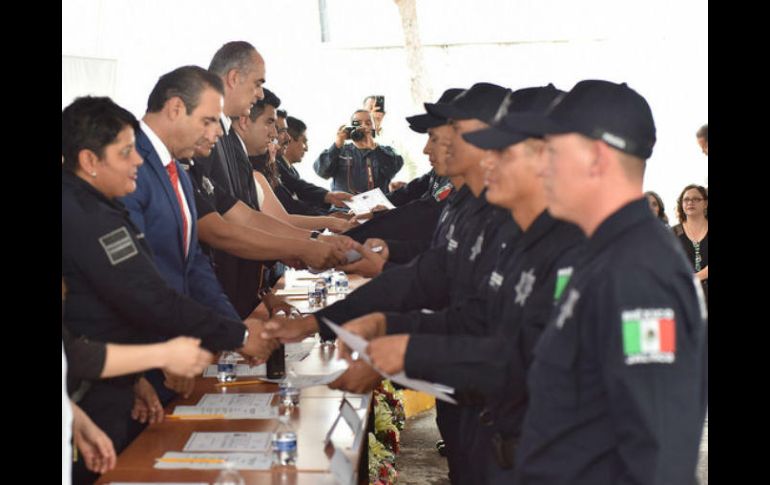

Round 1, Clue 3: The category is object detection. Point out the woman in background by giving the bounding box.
[672,184,708,306]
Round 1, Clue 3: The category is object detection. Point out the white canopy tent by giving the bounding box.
[62,0,707,221]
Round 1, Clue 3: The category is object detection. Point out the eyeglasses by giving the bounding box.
[682,197,704,204]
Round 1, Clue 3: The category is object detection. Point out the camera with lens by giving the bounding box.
[344,119,367,141]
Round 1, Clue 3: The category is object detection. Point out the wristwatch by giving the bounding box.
[310,230,321,239]
[242,328,250,347]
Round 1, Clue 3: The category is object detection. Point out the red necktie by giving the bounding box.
[166,161,188,257]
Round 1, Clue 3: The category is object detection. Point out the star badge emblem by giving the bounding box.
[514,269,536,306]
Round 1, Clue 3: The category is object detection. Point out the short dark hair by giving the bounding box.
[62,96,138,172]
[276,109,287,119]
[351,109,370,123]
[146,65,224,114]
[676,184,708,223]
[243,88,281,122]
[208,41,258,78]
[696,124,708,142]
[286,116,307,140]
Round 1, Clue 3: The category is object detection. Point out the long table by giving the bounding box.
[97,272,371,485]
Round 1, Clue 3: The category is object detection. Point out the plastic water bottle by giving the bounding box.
[271,414,298,467]
[314,278,328,305]
[334,271,349,294]
[278,371,300,407]
[323,271,334,288]
[307,285,321,308]
[217,351,238,383]
[213,461,245,485]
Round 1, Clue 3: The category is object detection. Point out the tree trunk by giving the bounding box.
[394,0,432,110]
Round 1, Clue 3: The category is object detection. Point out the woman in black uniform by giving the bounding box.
[62,96,276,484]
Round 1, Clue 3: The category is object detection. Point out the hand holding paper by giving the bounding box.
[336,312,387,360]
[322,318,457,403]
[366,335,409,375]
[342,188,395,215]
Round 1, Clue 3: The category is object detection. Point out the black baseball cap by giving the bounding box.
[463,84,565,149]
[526,79,657,159]
[406,88,465,133]
[425,82,511,123]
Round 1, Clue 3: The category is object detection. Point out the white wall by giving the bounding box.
[62,0,707,223]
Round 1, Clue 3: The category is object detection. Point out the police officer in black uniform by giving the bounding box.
[263,83,515,343]
[359,85,585,484]
[262,83,517,483]
[513,80,708,484]
[276,115,354,215]
[62,96,277,484]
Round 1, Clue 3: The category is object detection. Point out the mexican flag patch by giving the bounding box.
[433,184,453,202]
[621,308,676,365]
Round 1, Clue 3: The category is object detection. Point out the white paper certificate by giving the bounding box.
[183,432,271,452]
[343,188,396,215]
[197,393,273,408]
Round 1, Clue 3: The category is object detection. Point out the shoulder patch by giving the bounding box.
[98,227,138,266]
[622,308,676,365]
[433,184,453,202]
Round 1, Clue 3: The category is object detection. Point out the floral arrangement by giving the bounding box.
[368,379,405,484]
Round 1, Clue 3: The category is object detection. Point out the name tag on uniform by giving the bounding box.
[489,271,504,290]
[98,227,138,266]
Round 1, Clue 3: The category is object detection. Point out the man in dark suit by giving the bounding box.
[276,115,352,215]
[122,66,238,321]
[193,41,272,318]
[121,66,264,404]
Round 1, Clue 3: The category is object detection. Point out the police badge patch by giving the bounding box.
[201,176,215,195]
[514,269,536,306]
[469,233,484,261]
[555,289,580,329]
[98,227,138,266]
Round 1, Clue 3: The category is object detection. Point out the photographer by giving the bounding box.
[363,95,386,137]
[313,109,404,195]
